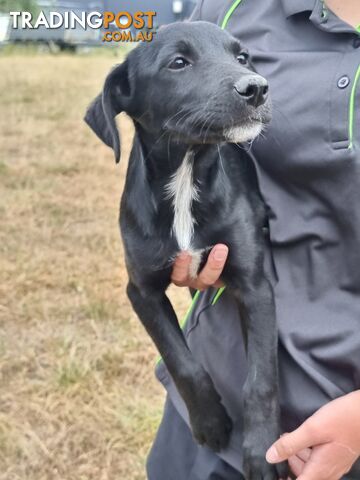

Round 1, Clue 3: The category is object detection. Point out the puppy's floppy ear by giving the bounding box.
[84,60,130,163]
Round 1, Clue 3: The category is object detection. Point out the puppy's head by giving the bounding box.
[85,21,271,163]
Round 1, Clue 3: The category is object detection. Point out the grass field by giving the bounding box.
[0,51,189,480]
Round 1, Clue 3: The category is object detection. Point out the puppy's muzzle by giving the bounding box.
[234,75,269,108]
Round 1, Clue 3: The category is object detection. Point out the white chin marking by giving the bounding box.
[224,123,263,143]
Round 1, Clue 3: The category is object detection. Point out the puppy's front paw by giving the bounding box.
[243,430,288,480]
[190,400,233,452]
[243,445,279,480]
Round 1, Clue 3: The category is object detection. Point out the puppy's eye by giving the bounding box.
[237,52,249,65]
[168,57,191,70]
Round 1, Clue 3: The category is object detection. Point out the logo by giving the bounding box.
[9,11,157,43]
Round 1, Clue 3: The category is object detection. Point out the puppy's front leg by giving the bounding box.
[127,281,232,452]
[232,277,286,479]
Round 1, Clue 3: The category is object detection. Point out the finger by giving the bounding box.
[191,279,225,289]
[288,455,306,477]
[296,461,333,480]
[297,448,312,463]
[266,421,318,463]
[298,442,357,480]
[295,443,347,480]
[188,274,224,291]
[194,244,228,290]
[171,252,192,286]
[280,435,312,465]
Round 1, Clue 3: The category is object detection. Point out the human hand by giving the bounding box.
[266,391,360,479]
[171,244,228,290]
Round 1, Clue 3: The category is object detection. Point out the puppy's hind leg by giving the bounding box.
[127,281,232,452]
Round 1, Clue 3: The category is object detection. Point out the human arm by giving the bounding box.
[266,391,360,479]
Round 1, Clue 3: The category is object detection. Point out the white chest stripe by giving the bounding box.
[165,150,199,251]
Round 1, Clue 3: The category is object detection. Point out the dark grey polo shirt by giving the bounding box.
[155,0,360,476]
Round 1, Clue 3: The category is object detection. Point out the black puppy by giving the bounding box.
[85,21,285,480]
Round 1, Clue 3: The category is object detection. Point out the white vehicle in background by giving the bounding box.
[0,13,10,44]
[0,0,197,50]
[6,1,102,51]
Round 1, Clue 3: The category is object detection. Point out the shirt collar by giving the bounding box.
[280,0,317,18]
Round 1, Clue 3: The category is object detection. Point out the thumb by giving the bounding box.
[266,423,315,464]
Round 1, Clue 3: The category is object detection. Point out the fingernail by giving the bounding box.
[213,247,228,261]
[266,446,279,463]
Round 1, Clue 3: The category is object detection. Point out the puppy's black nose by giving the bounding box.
[234,75,269,108]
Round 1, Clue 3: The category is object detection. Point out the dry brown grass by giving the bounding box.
[0,52,189,480]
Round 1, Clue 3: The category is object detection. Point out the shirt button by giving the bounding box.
[353,37,360,49]
[320,9,328,22]
[337,75,350,89]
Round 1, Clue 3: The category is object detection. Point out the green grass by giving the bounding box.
[57,363,89,388]
[0,51,188,480]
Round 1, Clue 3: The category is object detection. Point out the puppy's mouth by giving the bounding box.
[163,104,271,145]
[164,117,267,145]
